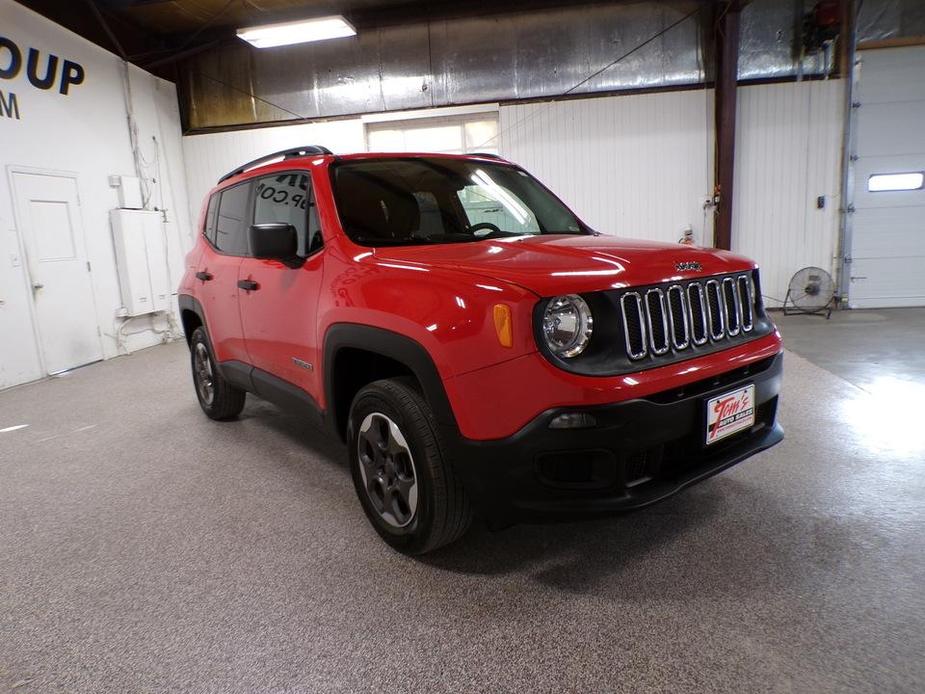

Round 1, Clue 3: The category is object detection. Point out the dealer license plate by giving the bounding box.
[705,384,755,445]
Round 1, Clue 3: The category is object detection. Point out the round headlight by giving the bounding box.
[542,295,593,358]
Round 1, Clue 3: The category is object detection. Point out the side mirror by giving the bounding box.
[249,223,299,264]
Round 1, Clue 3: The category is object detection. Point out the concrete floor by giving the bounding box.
[774,307,925,392]
[1,321,923,692]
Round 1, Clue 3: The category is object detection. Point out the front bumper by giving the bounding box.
[444,351,783,527]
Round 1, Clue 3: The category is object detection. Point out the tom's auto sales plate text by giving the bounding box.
[706,384,755,445]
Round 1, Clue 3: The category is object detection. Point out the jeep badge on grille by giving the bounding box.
[676,261,703,272]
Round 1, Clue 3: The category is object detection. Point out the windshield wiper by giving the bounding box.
[466,230,527,241]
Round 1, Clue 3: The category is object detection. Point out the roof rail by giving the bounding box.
[218,145,333,183]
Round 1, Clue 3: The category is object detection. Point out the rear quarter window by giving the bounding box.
[204,193,219,243]
[214,182,251,256]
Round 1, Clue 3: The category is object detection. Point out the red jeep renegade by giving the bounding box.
[179,146,783,554]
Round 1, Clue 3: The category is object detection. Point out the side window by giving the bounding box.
[253,172,323,257]
[214,183,251,256]
[204,194,219,243]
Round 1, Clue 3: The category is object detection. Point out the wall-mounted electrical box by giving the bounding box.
[110,209,171,316]
[109,175,144,209]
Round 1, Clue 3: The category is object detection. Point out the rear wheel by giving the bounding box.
[189,327,246,420]
[348,378,472,554]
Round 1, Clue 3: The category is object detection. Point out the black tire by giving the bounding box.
[189,326,246,421]
[348,378,472,554]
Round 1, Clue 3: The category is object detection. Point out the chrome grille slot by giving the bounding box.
[666,285,690,349]
[738,274,754,331]
[645,289,670,355]
[704,280,725,340]
[687,283,708,345]
[620,292,647,360]
[722,277,741,336]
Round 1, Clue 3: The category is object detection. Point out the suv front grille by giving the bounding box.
[620,273,756,362]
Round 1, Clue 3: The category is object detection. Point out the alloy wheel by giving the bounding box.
[357,412,419,528]
[193,342,215,406]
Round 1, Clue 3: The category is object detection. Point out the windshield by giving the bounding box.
[331,157,587,246]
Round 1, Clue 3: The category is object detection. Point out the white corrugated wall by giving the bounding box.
[499,90,716,246]
[732,80,846,306]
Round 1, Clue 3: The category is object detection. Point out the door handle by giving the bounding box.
[32,282,44,290]
[195,271,213,282]
[237,279,259,291]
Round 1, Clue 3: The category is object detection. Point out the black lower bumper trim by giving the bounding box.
[444,352,784,527]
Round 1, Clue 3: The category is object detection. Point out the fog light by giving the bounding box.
[548,412,597,429]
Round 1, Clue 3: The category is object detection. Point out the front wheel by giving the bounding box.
[189,326,246,421]
[348,378,472,554]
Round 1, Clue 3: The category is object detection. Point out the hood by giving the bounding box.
[373,234,757,296]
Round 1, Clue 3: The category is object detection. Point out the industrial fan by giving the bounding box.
[783,266,836,318]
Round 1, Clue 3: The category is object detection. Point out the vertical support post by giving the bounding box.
[713,1,741,250]
[837,0,854,78]
[836,0,858,304]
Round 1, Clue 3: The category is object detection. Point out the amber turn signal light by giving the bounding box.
[493,304,513,348]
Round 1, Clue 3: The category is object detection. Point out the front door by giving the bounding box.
[238,171,325,399]
[11,171,102,374]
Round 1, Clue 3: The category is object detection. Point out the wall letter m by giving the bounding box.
[0,91,20,119]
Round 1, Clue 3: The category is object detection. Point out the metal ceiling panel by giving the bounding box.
[857,0,925,43]
[180,0,845,131]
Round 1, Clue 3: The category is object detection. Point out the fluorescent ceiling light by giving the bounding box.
[237,16,356,48]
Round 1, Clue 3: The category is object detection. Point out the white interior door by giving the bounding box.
[849,46,925,308]
[11,171,102,374]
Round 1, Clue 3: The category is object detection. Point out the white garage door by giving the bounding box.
[848,45,925,308]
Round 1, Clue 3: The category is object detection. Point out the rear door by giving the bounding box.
[237,170,325,399]
[197,182,250,363]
